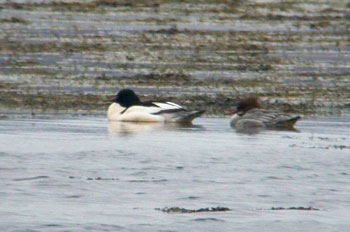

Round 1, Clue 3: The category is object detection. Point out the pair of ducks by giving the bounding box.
[107,89,301,131]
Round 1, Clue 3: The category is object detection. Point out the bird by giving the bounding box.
[107,89,205,123]
[230,97,301,131]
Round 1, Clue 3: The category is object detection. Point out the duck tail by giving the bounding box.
[276,116,301,129]
[178,110,205,123]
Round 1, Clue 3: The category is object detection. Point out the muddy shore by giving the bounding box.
[0,0,349,116]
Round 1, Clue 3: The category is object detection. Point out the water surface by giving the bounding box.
[0,117,349,231]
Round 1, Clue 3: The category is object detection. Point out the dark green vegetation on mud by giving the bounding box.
[0,0,349,116]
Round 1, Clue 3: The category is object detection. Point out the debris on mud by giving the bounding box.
[0,17,29,24]
[0,0,349,116]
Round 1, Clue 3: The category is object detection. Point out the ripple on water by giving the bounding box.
[65,195,83,199]
[13,176,50,181]
[0,117,349,231]
[191,217,225,222]
[179,196,201,200]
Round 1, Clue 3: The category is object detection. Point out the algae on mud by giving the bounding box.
[0,0,349,116]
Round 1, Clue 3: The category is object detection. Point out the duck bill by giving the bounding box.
[107,96,117,103]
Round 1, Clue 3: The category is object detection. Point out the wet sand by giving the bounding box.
[0,0,349,116]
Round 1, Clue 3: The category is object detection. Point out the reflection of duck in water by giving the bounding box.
[108,121,202,135]
[107,89,205,123]
[108,121,165,135]
[230,97,301,132]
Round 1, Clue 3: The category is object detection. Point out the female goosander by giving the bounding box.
[107,89,205,123]
[230,97,301,131]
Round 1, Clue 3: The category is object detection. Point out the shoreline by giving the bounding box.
[1,0,349,117]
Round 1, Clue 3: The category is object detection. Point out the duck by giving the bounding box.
[230,97,301,131]
[107,89,205,123]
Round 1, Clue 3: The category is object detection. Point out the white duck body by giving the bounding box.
[107,89,204,123]
[108,102,190,122]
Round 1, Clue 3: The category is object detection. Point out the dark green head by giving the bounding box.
[112,89,141,108]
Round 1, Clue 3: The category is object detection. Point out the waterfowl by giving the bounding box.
[107,89,205,123]
[230,97,301,131]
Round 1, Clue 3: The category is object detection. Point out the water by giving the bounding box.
[0,116,350,231]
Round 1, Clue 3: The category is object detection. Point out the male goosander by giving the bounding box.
[107,89,205,123]
[230,97,301,131]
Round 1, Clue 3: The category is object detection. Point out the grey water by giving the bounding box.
[0,117,350,231]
